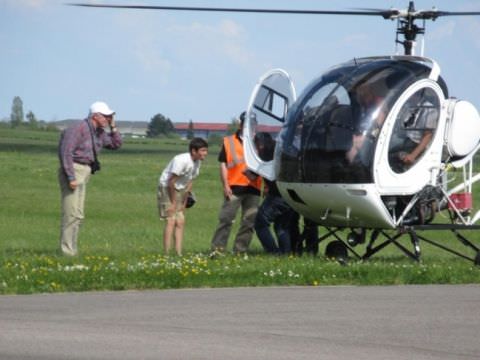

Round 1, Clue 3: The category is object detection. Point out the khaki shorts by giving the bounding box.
[157,186,186,220]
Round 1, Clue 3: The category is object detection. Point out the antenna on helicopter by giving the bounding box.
[68,1,480,56]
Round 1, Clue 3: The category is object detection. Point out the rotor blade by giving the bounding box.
[352,7,397,12]
[354,7,480,19]
[418,10,480,20]
[351,7,400,19]
[67,3,389,17]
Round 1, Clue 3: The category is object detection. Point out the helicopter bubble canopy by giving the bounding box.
[255,56,449,227]
[276,56,447,186]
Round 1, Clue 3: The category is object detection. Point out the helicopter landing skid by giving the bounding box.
[323,225,480,265]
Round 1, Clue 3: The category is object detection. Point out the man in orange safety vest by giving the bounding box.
[210,111,262,254]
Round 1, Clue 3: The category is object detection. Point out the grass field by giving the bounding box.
[1,127,479,294]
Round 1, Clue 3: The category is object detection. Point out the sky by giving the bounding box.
[1,0,480,123]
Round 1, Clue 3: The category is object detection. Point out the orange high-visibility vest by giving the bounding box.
[224,135,262,190]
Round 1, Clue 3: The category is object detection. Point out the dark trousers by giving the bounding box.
[290,213,319,255]
[254,195,295,254]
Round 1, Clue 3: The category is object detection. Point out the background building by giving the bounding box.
[52,120,281,139]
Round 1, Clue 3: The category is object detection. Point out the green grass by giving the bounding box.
[2,253,479,294]
[1,127,479,294]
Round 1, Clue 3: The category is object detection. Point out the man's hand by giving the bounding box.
[223,184,233,200]
[69,180,78,190]
[220,162,232,200]
[106,115,116,129]
[402,153,416,164]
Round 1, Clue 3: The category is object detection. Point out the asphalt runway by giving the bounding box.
[1,285,479,360]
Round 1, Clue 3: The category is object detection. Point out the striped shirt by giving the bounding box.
[58,118,122,181]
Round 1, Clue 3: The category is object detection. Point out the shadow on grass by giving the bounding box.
[0,133,221,157]
[1,247,61,259]
[115,147,180,156]
[0,142,57,154]
[0,142,189,157]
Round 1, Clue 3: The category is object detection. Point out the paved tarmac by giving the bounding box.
[1,285,479,359]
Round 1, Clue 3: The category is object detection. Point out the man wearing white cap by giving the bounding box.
[58,101,122,256]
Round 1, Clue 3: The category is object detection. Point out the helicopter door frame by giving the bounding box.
[244,69,296,181]
[374,79,446,194]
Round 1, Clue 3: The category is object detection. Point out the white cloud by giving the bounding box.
[427,16,480,50]
[110,13,255,76]
[134,37,172,78]
[428,20,456,41]
[219,19,243,37]
[465,18,480,49]
[107,11,173,78]
[342,33,369,44]
[3,0,51,9]
[167,19,255,67]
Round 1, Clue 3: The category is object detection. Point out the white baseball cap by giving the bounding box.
[89,101,115,116]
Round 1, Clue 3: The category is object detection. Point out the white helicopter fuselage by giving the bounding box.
[244,56,480,228]
[278,182,395,228]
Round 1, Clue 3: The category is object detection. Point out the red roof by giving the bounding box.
[257,125,282,132]
[174,122,228,131]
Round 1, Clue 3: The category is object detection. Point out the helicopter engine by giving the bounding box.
[444,99,480,165]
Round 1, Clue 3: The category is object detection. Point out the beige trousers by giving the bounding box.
[157,185,186,220]
[210,193,260,253]
[58,163,91,256]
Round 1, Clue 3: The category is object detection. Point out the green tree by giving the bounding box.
[146,113,174,138]
[187,119,194,140]
[10,96,24,127]
[227,118,239,135]
[26,111,38,129]
[208,132,224,147]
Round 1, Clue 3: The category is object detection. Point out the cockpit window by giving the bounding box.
[388,88,440,173]
[278,58,433,184]
[302,83,352,151]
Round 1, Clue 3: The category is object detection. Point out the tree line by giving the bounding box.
[4,96,238,142]
[4,96,57,131]
[146,114,236,146]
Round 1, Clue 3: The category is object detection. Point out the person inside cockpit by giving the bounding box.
[389,89,439,172]
[346,80,387,164]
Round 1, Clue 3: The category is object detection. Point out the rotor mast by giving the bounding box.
[395,2,425,55]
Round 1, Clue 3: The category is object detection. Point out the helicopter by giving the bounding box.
[70,1,480,264]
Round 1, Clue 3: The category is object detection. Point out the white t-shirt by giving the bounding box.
[158,152,200,190]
